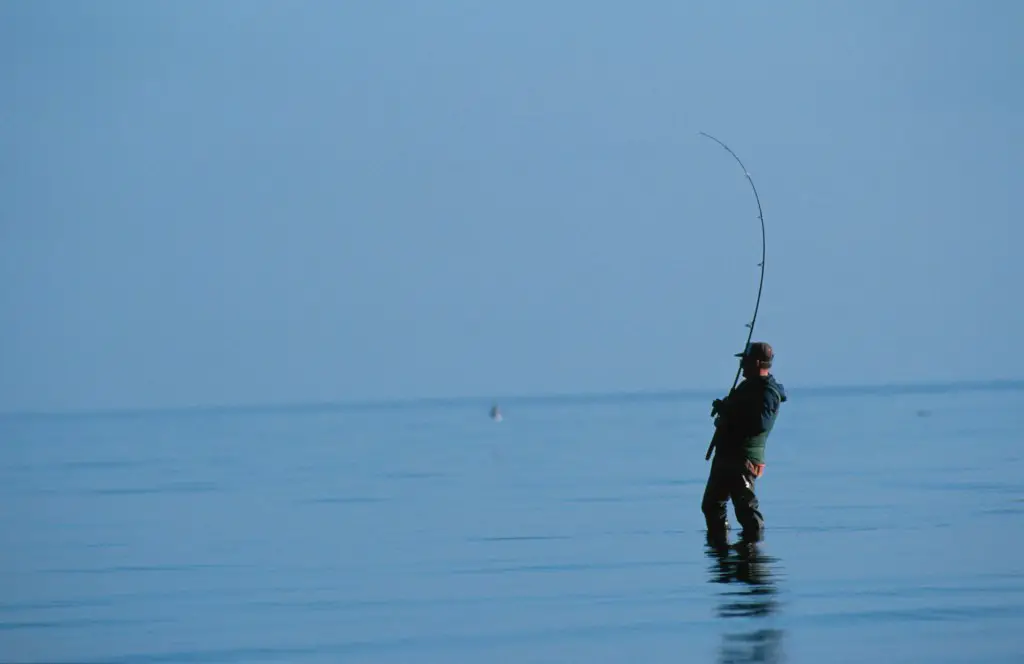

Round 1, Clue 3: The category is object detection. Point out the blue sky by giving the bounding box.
[2,1,1021,412]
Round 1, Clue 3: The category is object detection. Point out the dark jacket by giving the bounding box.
[712,374,787,464]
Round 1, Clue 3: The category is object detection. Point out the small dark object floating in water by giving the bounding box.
[489,404,503,422]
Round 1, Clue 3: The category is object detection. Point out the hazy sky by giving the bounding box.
[2,1,1021,413]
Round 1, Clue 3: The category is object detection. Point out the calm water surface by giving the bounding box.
[1,383,1022,663]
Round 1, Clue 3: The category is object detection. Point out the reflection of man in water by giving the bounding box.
[705,537,785,664]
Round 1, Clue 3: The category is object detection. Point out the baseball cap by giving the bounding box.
[735,341,773,364]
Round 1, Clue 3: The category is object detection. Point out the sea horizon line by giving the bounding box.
[1,377,1021,420]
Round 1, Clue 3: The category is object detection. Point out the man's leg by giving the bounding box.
[731,461,765,539]
[701,458,731,536]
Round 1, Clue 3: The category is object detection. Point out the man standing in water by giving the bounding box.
[701,341,787,541]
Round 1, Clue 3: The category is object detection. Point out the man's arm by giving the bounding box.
[711,384,747,425]
[710,385,741,418]
[716,382,777,435]
[756,387,782,433]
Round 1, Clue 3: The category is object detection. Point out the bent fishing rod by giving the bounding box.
[698,132,767,461]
